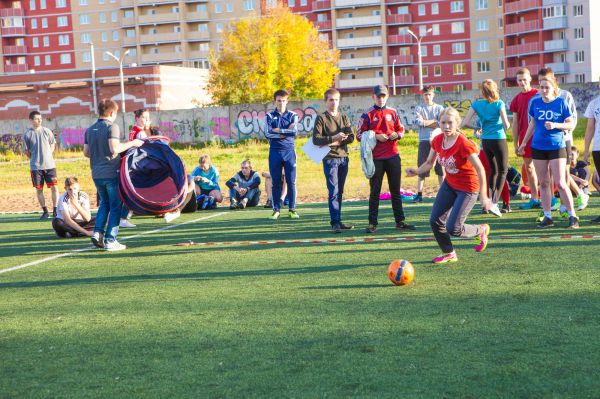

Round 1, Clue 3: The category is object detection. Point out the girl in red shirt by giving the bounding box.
[407,107,492,264]
[129,109,152,141]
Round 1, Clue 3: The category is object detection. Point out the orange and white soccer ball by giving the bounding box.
[387,259,415,286]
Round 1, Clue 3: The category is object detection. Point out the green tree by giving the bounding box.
[208,6,339,105]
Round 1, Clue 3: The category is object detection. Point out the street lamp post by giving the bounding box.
[407,28,432,91]
[90,42,98,114]
[105,49,130,135]
[392,59,397,96]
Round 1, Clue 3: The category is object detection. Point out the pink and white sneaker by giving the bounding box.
[432,251,458,264]
[474,224,490,253]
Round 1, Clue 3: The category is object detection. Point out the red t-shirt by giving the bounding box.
[128,125,147,141]
[431,133,480,193]
[509,88,538,142]
[357,105,405,160]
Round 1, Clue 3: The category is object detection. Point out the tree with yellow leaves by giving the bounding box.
[208,6,339,105]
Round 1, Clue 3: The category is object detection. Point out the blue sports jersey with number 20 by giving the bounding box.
[528,96,572,151]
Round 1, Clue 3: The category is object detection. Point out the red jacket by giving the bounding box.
[357,105,405,160]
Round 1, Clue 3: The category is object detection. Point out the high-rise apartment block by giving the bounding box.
[1,0,597,94]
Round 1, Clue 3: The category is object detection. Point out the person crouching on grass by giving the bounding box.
[406,107,492,264]
[52,177,96,238]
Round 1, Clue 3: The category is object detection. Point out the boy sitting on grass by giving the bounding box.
[52,177,96,238]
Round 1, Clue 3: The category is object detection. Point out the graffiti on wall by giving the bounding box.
[234,106,320,139]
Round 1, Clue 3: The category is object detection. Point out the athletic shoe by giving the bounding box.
[331,224,342,234]
[91,232,105,248]
[238,198,248,209]
[500,203,511,213]
[535,210,545,223]
[474,224,490,253]
[339,223,355,230]
[105,240,126,251]
[488,203,502,218]
[411,194,423,203]
[52,209,57,218]
[40,212,49,220]
[567,216,580,229]
[395,221,416,230]
[119,219,136,228]
[289,210,300,219]
[550,197,560,211]
[229,201,238,210]
[269,210,280,220]
[263,199,273,209]
[520,198,541,210]
[164,210,181,223]
[576,192,589,211]
[558,205,568,220]
[432,251,458,264]
[591,216,600,224]
[365,224,378,234]
[537,216,555,228]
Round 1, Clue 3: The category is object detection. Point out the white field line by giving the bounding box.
[0,212,227,276]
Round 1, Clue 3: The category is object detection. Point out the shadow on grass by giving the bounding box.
[301,283,391,289]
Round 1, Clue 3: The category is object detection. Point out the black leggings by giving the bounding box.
[482,139,509,203]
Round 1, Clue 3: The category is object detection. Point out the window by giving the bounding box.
[301,0,307,5]
[345,32,353,39]
[373,29,381,36]
[45,55,51,65]
[418,4,425,15]
[99,12,106,23]
[199,42,209,51]
[434,65,441,76]
[58,34,69,45]
[128,49,137,56]
[421,45,427,56]
[477,61,490,72]
[454,84,465,93]
[499,39,504,49]
[476,19,489,31]
[575,50,584,63]
[148,28,157,34]
[173,6,180,13]
[83,51,91,63]
[101,31,107,42]
[317,13,327,22]
[56,0,66,7]
[431,3,438,14]
[57,16,68,27]
[450,1,464,13]
[477,40,489,52]
[288,0,294,6]
[452,42,465,54]
[60,53,71,64]
[150,47,158,54]
[575,73,585,83]
[197,4,207,12]
[499,60,504,71]
[419,25,427,36]
[376,70,383,78]
[40,0,46,9]
[432,24,439,35]
[30,0,36,10]
[216,22,224,32]
[373,50,382,57]
[42,17,48,28]
[433,44,440,56]
[453,63,466,75]
[174,25,181,33]
[79,0,88,4]
[400,88,410,95]
[476,0,488,10]
[498,17,503,28]
[81,33,91,43]
[34,55,41,66]
[43,36,49,46]
[215,2,222,13]
[124,10,134,18]
[111,12,118,22]
[147,9,156,15]
[102,52,109,61]
[398,6,408,14]
[126,29,135,37]
[573,5,583,16]
[80,14,90,24]
[574,27,584,39]
[421,66,428,77]
[114,50,120,58]
[543,5,566,18]
[244,0,255,10]
[198,23,208,31]
[33,37,39,47]
[99,0,104,4]
[372,10,380,16]
[451,22,464,34]
[31,18,37,29]
[226,2,233,12]
[112,31,119,40]
[175,44,182,53]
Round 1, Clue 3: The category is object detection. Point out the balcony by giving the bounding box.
[504,0,541,14]
[505,42,540,57]
[505,19,540,35]
[312,0,331,10]
[315,20,331,30]
[122,16,135,26]
[3,63,28,73]
[336,15,381,29]
[186,11,209,21]
[506,64,539,77]
[137,0,179,5]
[3,45,28,55]
[544,39,567,52]
[387,34,413,45]
[0,8,25,17]
[140,32,181,44]
[0,26,25,37]
[119,0,133,8]
[187,30,210,41]
[388,54,413,65]
[336,35,382,49]
[393,75,415,86]
[188,50,209,59]
[542,0,566,5]
[546,62,569,74]
[335,0,379,7]
[138,13,181,25]
[339,56,383,69]
[141,52,182,63]
[338,77,384,89]
[123,36,137,46]
[386,14,411,25]
[385,0,412,3]
[543,16,568,30]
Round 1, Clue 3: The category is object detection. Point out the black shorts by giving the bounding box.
[417,141,443,178]
[531,148,567,161]
[565,140,572,163]
[30,168,57,189]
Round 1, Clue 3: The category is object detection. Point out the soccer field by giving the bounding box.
[1,200,599,398]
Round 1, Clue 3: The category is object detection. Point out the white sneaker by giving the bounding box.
[91,232,104,248]
[119,219,136,228]
[105,240,126,251]
[164,210,181,223]
[576,192,589,211]
[488,203,502,218]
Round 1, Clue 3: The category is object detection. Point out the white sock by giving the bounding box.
[543,211,552,218]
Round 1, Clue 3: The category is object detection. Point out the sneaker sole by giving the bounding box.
[475,225,490,253]
[432,257,458,264]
